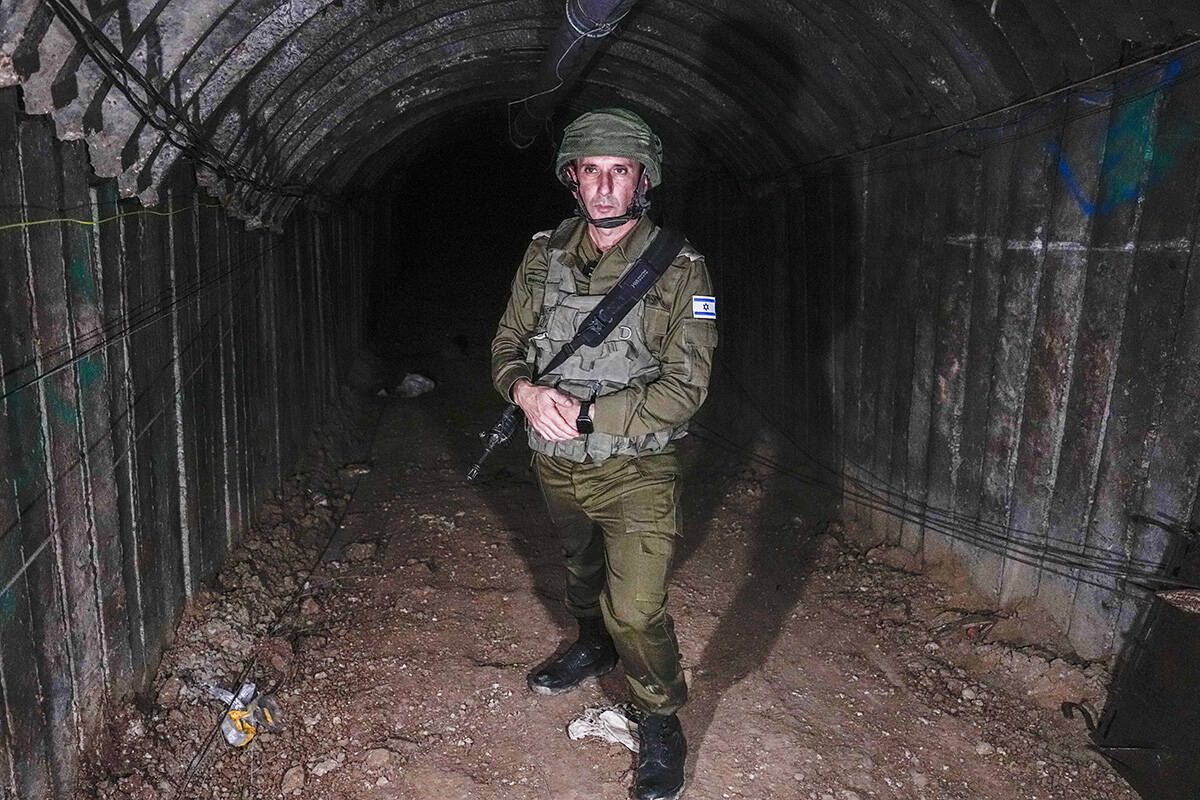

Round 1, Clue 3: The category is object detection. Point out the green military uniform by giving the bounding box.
[491,214,717,715]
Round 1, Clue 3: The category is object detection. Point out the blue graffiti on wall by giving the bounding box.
[1046,60,1189,217]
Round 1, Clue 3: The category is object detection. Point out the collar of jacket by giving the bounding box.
[548,216,658,290]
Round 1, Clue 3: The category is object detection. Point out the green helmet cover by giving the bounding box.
[555,108,663,188]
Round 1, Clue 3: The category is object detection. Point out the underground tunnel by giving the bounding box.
[3,1,1200,798]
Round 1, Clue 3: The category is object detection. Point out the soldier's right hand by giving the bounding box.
[511,379,579,442]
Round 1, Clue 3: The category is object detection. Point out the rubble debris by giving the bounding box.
[395,372,436,397]
[344,541,377,562]
[280,765,305,794]
[866,544,923,574]
[82,391,373,799]
[930,609,999,642]
[300,597,322,616]
[156,676,185,709]
[364,748,392,770]
[338,462,373,481]
[310,750,345,777]
[567,705,639,752]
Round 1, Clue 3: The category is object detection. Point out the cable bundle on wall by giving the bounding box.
[41,0,313,200]
[690,364,1199,598]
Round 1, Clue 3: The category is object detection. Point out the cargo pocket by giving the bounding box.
[682,320,718,384]
[627,455,680,536]
[633,533,673,616]
[631,453,679,483]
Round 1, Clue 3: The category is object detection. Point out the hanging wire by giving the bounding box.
[0,221,285,387]
[41,0,315,200]
[687,419,1189,592]
[794,38,1200,177]
[0,208,253,382]
[172,400,385,800]
[565,0,633,38]
[717,361,1182,574]
[507,0,634,149]
[0,232,290,402]
[0,263,264,604]
[0,201,220,234]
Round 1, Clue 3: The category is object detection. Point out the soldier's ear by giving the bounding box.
[565,163,578,183]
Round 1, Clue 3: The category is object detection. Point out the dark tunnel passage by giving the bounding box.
[367,111,565,353]
[4,1,1200,798]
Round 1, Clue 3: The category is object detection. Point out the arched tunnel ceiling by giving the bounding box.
[2,0,1198,226]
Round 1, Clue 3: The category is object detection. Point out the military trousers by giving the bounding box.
[533,450,687,716]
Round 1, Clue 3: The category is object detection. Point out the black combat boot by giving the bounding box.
[634,712,686,800]
[528,616,618,695]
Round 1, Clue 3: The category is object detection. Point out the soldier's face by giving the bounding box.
[570,156,644,219]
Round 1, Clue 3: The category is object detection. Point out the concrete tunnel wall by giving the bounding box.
[3,0,1200,796]
[671,46,1200,664]
[0,87,370,795]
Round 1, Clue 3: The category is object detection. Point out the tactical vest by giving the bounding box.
[526,222,687,463]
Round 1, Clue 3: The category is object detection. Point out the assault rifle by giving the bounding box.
[467,403,522,482]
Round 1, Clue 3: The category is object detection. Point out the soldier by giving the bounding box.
[491,108,716,800]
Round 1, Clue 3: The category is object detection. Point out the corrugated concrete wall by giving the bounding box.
[0,87,367,796]
[685,54,1200,662]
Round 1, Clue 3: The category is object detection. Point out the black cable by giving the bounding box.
[714,362,1182,572]
[681,44,1200,191]
[691,362,1195,587]
[1,230,279,387]
[686,421,1195,593]
[0,235,289,401]
[41,0,315,200]
[0,266,261,601]
[172,398,386,799]
[800,39,1200,172]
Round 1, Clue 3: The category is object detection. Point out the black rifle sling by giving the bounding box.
[535,227,686,381]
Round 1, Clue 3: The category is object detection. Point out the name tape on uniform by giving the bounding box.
[692,295,716,319]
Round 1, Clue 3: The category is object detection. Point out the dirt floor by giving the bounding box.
[83,343,1140,800]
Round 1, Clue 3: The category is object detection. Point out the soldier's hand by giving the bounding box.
[511,380,580,442]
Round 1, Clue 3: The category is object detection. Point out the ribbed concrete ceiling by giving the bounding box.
[2,0,1198,226]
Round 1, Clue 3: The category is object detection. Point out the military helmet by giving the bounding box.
[555,108,663,188]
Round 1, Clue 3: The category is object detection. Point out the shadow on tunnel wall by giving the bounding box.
[662,12,863,769]
[671,160,861,770]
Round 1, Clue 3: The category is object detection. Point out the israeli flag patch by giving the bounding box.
[692,295,717,319]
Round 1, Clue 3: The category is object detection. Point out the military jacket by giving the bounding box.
[491,216,717,461]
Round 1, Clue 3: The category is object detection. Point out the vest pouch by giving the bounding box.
[528,236,685,464]
[546,303,588,342]
[527,331,552,368]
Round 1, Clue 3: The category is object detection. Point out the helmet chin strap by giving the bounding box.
[568,180,651,229]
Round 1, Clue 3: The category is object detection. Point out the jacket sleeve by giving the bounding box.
[490,238,548,401]
[591,254,718,436]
